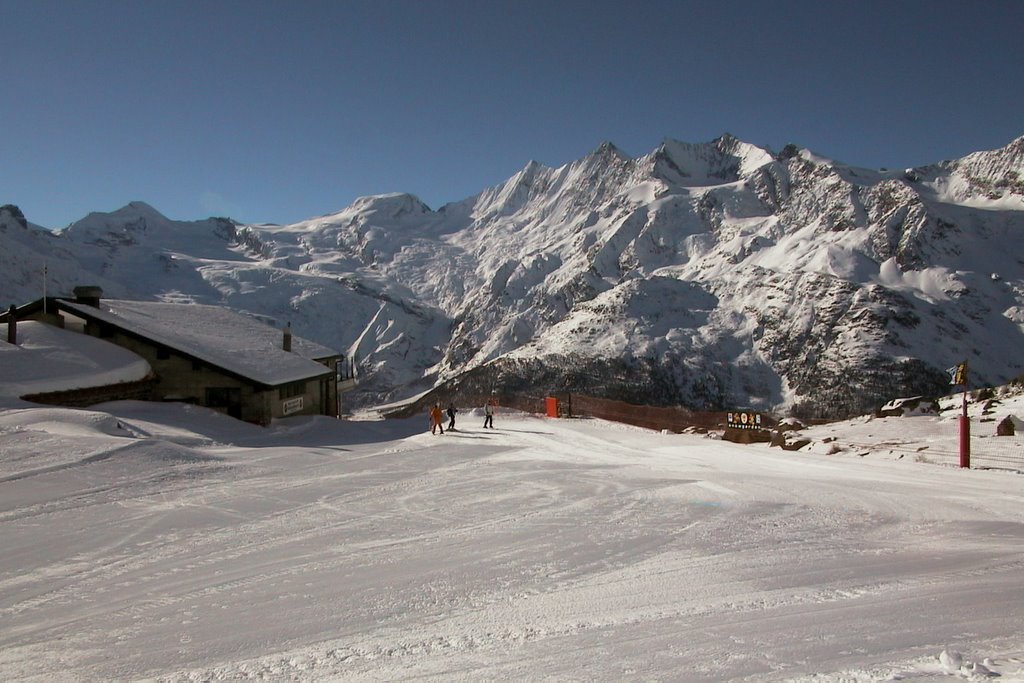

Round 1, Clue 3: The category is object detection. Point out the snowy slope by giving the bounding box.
[3,134,1024,416]
[1,395,1024,681]
[2,335,1024,679]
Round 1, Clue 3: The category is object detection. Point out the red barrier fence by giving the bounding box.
[386,389,745,433]
[498,392,765,434]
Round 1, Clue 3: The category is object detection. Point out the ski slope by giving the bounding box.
[1,400,1024,681]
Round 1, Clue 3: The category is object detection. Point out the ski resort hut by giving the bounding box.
[2,288,348,425]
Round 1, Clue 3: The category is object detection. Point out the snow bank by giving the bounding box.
[0,321,150,400]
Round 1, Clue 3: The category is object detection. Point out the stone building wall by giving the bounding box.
[23,376,158,408]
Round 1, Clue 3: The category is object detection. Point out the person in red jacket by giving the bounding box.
[429,403,445,434]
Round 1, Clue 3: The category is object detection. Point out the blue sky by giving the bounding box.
[3,0,1023,229]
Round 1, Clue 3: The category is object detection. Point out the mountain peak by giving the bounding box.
[939,133,1024,205]
[713,132,739,149]
[118,201,167,220]
[58,202,172,237]
[349,193,433,218]
[650,135,773,186]
[590,141,631,162]
[0,204,29,230]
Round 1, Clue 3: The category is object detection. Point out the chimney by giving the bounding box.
[6,305,15,345]
[283,322,292,352]
[73,285,103,308]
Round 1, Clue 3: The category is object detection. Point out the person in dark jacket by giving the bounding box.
[483,399,495,429]
[446,402,458,431]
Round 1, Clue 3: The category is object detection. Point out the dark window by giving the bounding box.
[279,380,306,399]
[206,387,231,407]
[205,387,242,419]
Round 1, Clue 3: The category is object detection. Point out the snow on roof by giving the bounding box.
[59,299,339,387]
[0,321,151,399]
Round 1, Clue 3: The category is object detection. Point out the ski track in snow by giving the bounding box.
[1,410,1024,681]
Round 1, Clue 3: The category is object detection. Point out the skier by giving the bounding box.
[429,403,445,434]
[446,402,458,431]
[483,398,495,429]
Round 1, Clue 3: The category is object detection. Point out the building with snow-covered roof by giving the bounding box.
[2,288,351,425]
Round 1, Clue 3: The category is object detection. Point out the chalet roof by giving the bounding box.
[58,299,338,387]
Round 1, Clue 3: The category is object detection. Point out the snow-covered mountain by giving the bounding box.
[3,133,1024,417]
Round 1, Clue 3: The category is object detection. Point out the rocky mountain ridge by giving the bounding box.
[2,133,1023,417]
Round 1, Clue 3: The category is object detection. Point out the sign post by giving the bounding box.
[949,362,969,469]
[959,403,970,469]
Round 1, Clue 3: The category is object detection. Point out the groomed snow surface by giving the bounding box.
[2,398,1024,681]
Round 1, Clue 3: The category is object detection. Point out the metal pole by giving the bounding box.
[336,366,342,419]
